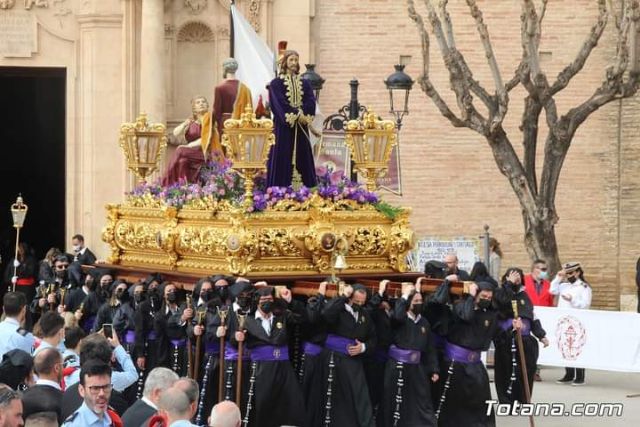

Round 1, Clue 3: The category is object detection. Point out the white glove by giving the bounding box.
[13,259,20,268]
[11,276,18,284]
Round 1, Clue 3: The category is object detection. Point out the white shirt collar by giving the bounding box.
[36,378,62,390]
[255,310,272,322]
[5,317,20,326]
[407,311,421,324]
[344,303,358,321]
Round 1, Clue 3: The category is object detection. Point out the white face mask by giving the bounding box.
[73,245,82,252]
[538,271,549,280]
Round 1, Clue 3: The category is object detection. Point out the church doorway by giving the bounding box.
[0,66,66,276]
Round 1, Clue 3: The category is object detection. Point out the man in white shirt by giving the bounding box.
[0,292,35,358]
[550,262,592,385]
[21,348,64,423]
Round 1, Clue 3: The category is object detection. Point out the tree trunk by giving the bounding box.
[522,212,562,274]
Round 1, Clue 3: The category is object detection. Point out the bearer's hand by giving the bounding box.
[47,293,57,304]
[416,277,425,288]
[57,305,66,314]
[431,373,439,383]
[468,283,479,297]
[280,288,292,303]
[401,283,415,298]
[216,326,227,338]
[507,270,520,285]
[38,298,46,308]
[181,308,194,322]
[347,339,364,356]
[541,337,550,348]
[235,331,245,342]
[74,309,83,320]
[137,357,146,370]
[194,325,204,336]
[318,281,328,297]
[378,280,390,296]
[342,284,354,299]
[513,317,523,331]
[445,274,459,282]
[254,281,268,287]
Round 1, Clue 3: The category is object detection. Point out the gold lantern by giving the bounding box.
[10,195,28,292]
[119,113,167,183]
[221,105,276,208]
[344,110,397,192]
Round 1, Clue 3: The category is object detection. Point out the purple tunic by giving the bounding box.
[266,76,318,188]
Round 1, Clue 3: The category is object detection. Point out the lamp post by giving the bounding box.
[119,113,168,183]
[221,105,276,209]
[301,64,325,102]
[10,195,28,293]
[384,64,414,130]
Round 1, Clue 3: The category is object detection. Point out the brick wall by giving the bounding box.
[311,0,640,310]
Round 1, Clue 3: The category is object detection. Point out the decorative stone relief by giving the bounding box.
[0,0,16,10]
[0,10,37,57]
[177,21,214,43]
[217,25,229,38]
[248,0,260,32]
[24,0,48,10]
[184,0,207,15]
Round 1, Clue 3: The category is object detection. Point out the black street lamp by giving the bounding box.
[384,64,414,129]
[301,64,326,102]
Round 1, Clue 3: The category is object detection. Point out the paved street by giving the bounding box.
[489,366,640,426]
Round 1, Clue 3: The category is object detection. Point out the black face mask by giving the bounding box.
[166,292,177,304]
[134,293,144,304]
[217,287,229,302]
[352,303,363,313]
[411,303,423,315]
[86,279,97,291]
[259,301,273,314]
[478,299,492,310]
[56,269,67,279]
[237,296,251,310]
[116,289,129,301]
[567,276,577,284]
[99,285,110,299]
[200,290,213,302]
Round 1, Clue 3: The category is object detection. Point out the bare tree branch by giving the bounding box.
[522,0,543,77]
[438,0,456,49]
[607,0,622,29]
[549,0,608,95]
[538,0,548,28]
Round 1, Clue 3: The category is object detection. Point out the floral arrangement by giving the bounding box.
[127,162,385,214]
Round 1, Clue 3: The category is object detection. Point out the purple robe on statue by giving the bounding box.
[266,75,318,188]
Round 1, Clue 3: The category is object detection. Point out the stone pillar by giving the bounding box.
[139,0,166,124]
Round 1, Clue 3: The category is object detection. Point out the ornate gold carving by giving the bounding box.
[177,21,215,43]
[104,197,414,277]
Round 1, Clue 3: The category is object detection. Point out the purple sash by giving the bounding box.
[325,334,356,356]
[171,338,187,348]
[444,341,482,364]
[499,318,531,336]
[147,331,158,341]
[224,345,250,361]
[388,345,421,364]
[123,330,136,345]
[302,342,323,357]
[205,342,220,355]
[249,345,289,362]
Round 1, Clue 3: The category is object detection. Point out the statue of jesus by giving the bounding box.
[266,48,318,188]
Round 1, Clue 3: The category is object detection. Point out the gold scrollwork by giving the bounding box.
[258,228,303,257]
[350,227,388,256]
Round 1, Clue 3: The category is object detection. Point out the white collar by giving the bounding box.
[407,311,421,324]
[36,378,62,390]
[255,310,272,322]
[5,317,20,326]
[141,396,158,410]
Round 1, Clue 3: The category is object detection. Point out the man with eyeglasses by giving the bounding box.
[0,385,24,427]
[62,360,113,426]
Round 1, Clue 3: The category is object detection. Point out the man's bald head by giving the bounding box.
[209,400,241,427]
[444,253,459,272]
[159,388,191,421]
[34,348,62,382]
[174,377,199,418]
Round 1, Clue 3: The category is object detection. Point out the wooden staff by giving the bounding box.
[186,295,194,379]
[194,310,205,381]
[512,300,535,427]
[48,284,56,312]
[235,312,247,407]
[217,307,229,402]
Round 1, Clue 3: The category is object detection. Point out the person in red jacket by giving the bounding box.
[523,259,553,381]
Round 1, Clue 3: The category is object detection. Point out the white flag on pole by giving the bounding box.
[231,5,274,108]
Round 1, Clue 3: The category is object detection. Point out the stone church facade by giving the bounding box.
[1,0,638,310]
